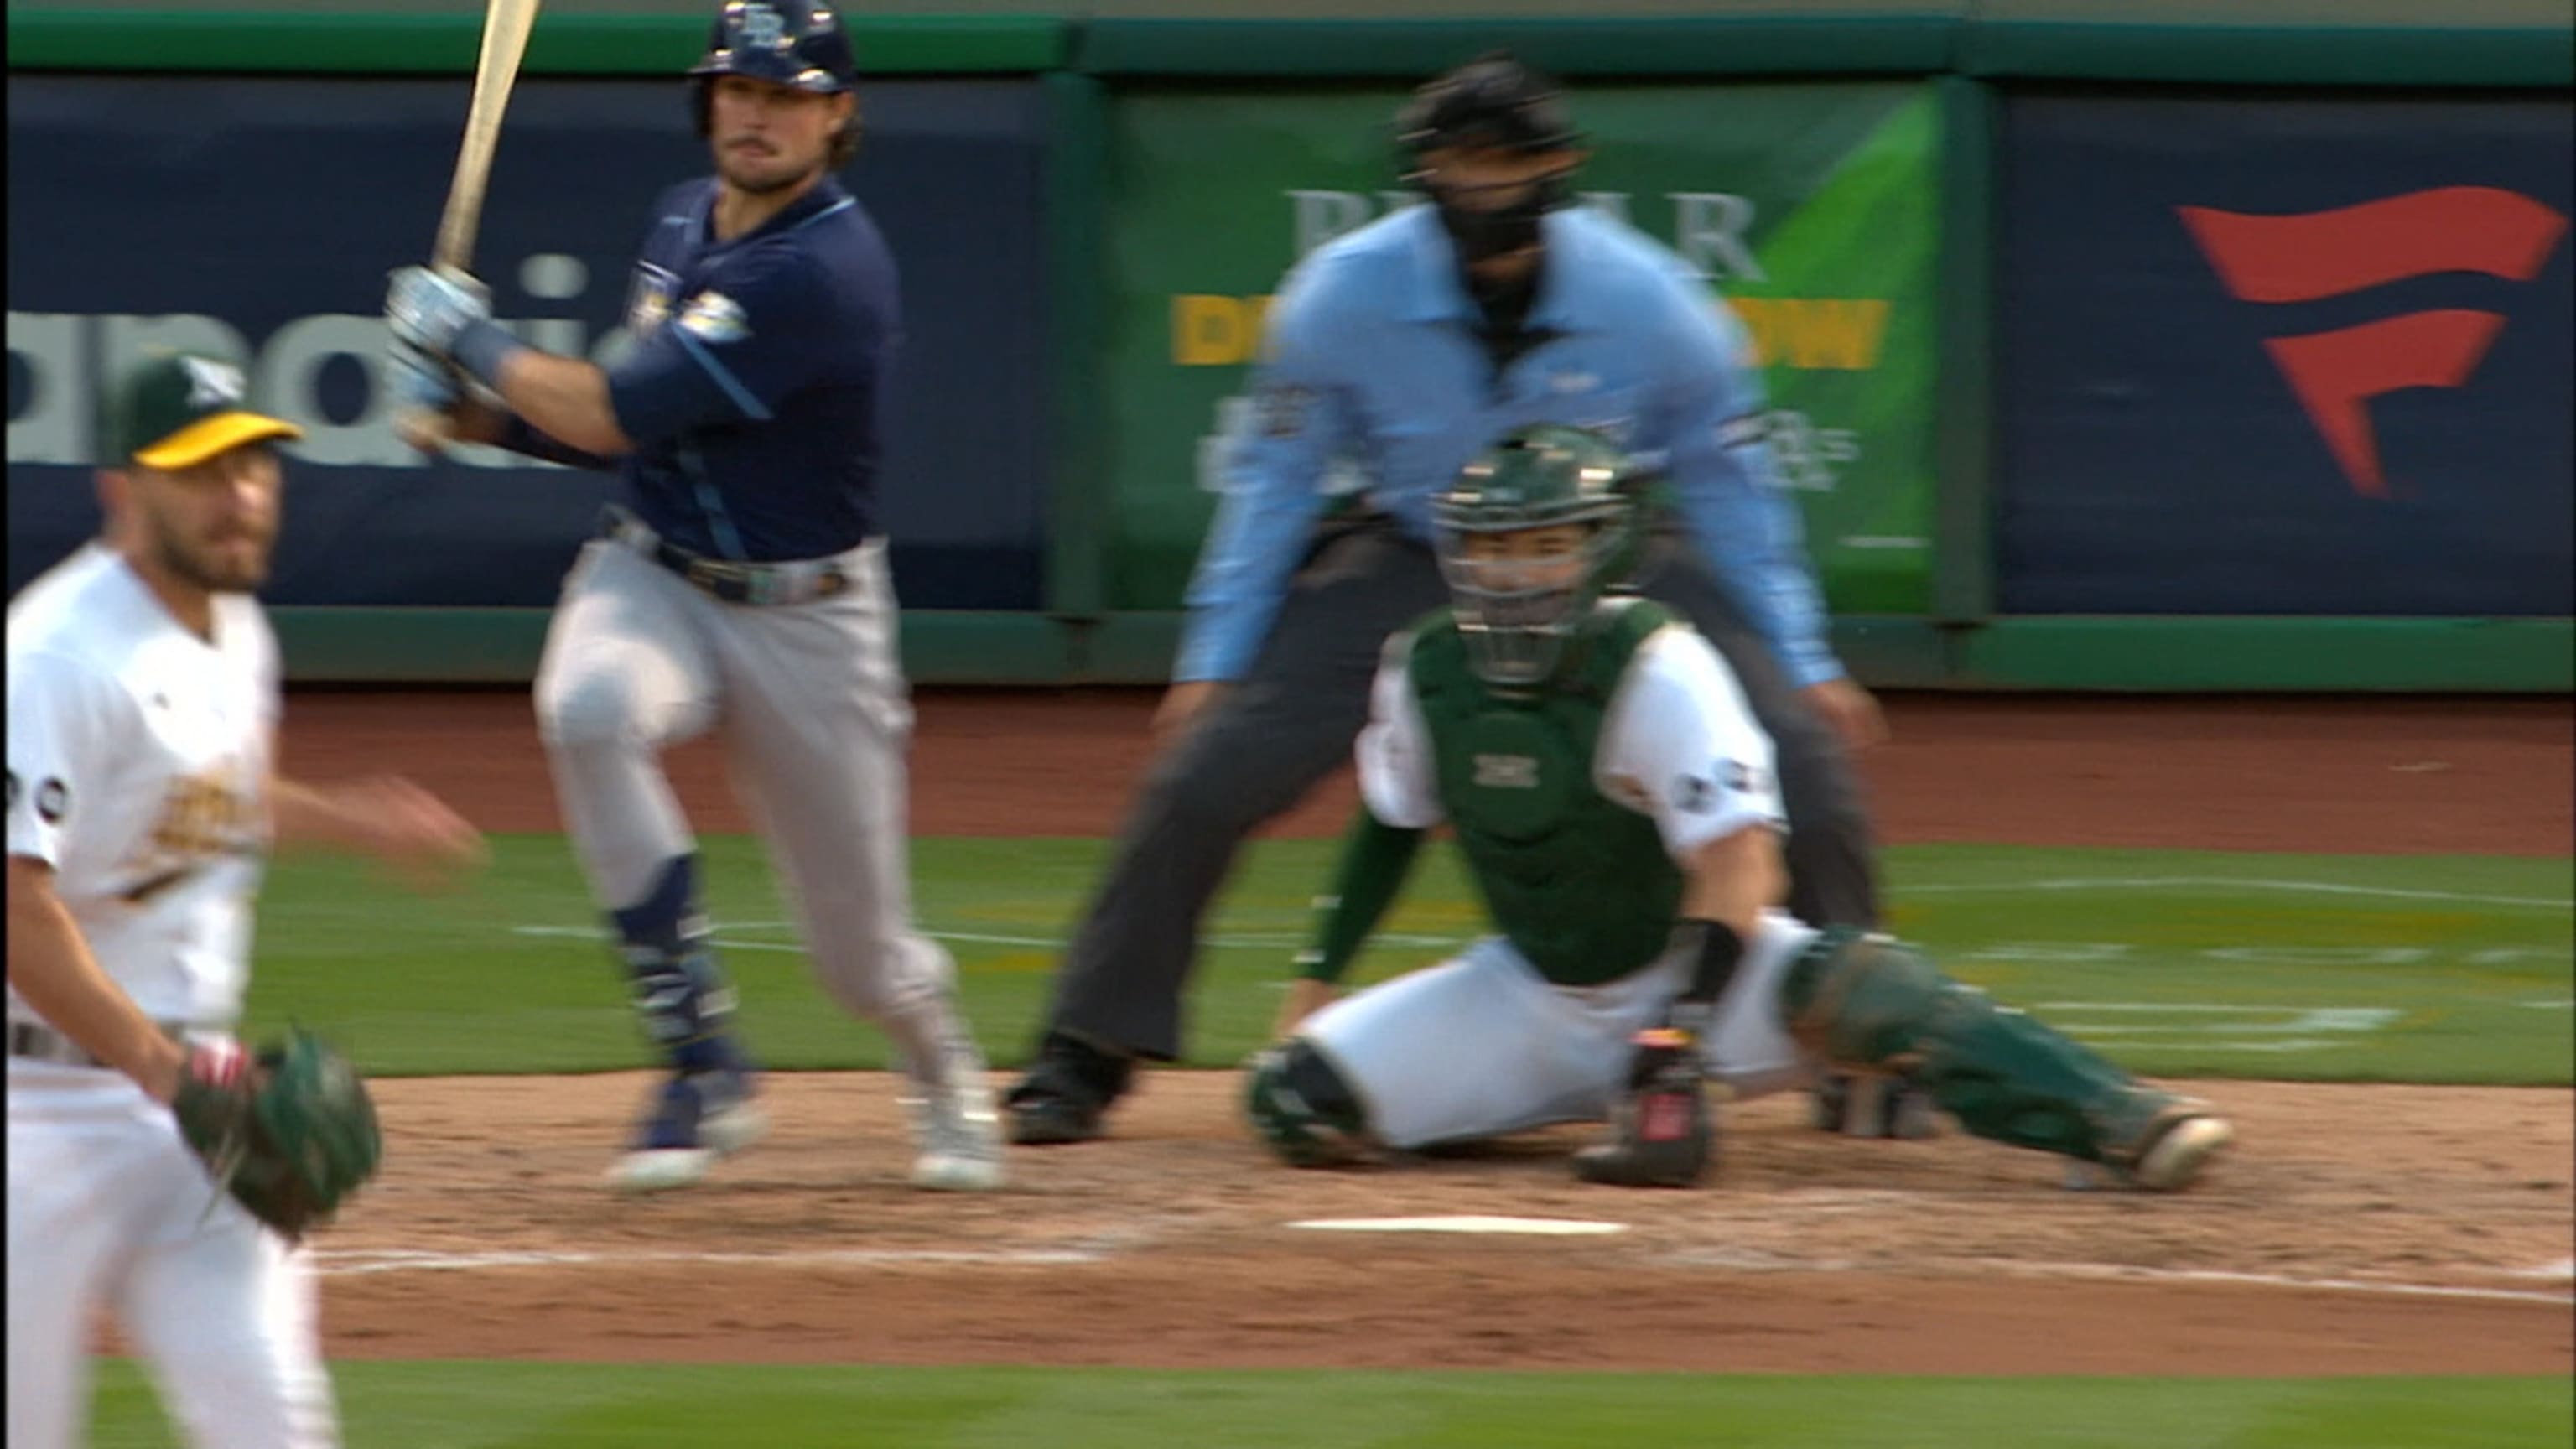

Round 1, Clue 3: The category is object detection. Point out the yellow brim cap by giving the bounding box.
[131,410,304,470]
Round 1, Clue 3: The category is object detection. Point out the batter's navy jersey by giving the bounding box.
[1177,205,1840,690]
[591,176,897,562]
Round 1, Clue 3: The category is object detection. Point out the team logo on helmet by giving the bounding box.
[736,3,786,49]
[181,356,247,409]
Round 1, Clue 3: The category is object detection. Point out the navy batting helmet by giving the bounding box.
[690,0,857,95]
[688,1,861,162]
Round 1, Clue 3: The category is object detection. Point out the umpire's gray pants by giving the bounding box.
[1047,512,1880,1062]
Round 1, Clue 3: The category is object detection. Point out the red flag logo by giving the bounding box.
[2178,187,2567,497]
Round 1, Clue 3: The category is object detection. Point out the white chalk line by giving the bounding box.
[300,1242,1134,1279]
[503,873,2571,960]
[1649,1249,2573,1306]
[312,1241,2575,1308]
[311,1213,1190,1280]
[1982,1260,2574,1307]
[1898,877,2571,910]
[504,923,1463,953]
[312,1244,1116,1276]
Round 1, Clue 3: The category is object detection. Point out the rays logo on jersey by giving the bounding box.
[678,291,751,344]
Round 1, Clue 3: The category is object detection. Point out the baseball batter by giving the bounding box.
[7,352,481,1447]
[1244,426,2236,1192]
[385,0,1002,1192]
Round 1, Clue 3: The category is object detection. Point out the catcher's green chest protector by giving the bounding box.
[1409,600,1681,986]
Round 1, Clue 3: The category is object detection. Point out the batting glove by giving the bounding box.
[386,339,461,413]
[384,265,492,356]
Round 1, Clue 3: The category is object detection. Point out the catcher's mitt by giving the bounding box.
[174,1028,383,1242]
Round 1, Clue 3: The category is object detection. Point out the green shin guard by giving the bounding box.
[1781,929,2191,1171]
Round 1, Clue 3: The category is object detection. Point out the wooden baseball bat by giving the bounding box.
[398,0,540,452]
[434,0,543,274]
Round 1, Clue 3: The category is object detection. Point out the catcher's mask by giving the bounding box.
[1395,51,1583,267]
[689,0,863,168]
[1433,423,1647,688]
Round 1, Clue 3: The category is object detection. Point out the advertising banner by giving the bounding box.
[7,75,1054,609]
[1997,95,2573,615]
[1098,81,1941,614]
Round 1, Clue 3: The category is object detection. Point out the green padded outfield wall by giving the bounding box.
[13,4,2569,690]
[46,1,2568,21]
[1097,81,1942,616]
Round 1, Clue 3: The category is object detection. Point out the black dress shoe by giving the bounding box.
[1003,1031,1133,1146]
[1006,1087,1105,1145]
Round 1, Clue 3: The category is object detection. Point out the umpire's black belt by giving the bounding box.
[602,507,853,607]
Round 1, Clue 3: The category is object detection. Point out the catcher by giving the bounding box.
[1245,424,2235,1192]
[8,351,480,1448]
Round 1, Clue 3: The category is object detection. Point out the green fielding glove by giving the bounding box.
[173,1028,384,1243]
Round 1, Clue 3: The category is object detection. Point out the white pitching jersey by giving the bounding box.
[6,545,278,1031]
[1355,615,1788,862]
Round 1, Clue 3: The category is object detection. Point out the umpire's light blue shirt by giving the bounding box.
[1176,204,1842,690]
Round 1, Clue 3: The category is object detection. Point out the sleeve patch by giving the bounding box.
[677,290,751,344]
[1716,413,1768,451]
[1255,383,1312,439]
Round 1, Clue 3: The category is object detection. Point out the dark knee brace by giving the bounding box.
[1241,1041,1372,1167]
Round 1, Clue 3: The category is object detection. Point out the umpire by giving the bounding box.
[1009,52,1890,1144]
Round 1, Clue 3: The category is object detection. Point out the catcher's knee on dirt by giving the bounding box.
[1781,927,2189,1171]
[1242,1041,1371,1167]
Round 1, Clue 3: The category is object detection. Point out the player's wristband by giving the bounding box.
[449,318,531,392]
[1669,917,1746,1010]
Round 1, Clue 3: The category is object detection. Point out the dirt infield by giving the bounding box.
[280,689,2575,1374]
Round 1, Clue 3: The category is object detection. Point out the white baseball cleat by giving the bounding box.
[605,1083,770,1194]
[608,1146,719,1193]
[911,1148,1006,1193]
[906,1057,1006,1192]
[2128,1111,2235,1192]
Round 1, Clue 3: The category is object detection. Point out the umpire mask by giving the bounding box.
[1397,52,1583,267]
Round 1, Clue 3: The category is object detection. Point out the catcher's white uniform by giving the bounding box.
[6,543,339,1448]
[1297,621,1819,1150]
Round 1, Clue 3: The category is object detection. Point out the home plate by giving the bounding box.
[1289,1215,1629,1237]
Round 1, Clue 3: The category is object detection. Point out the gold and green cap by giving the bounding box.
[109,351,302,469]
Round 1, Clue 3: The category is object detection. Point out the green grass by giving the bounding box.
[242,836,2573,1083]
[84,1362,2574,1448]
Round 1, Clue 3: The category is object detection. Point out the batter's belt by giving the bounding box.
[602,506,855,607]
